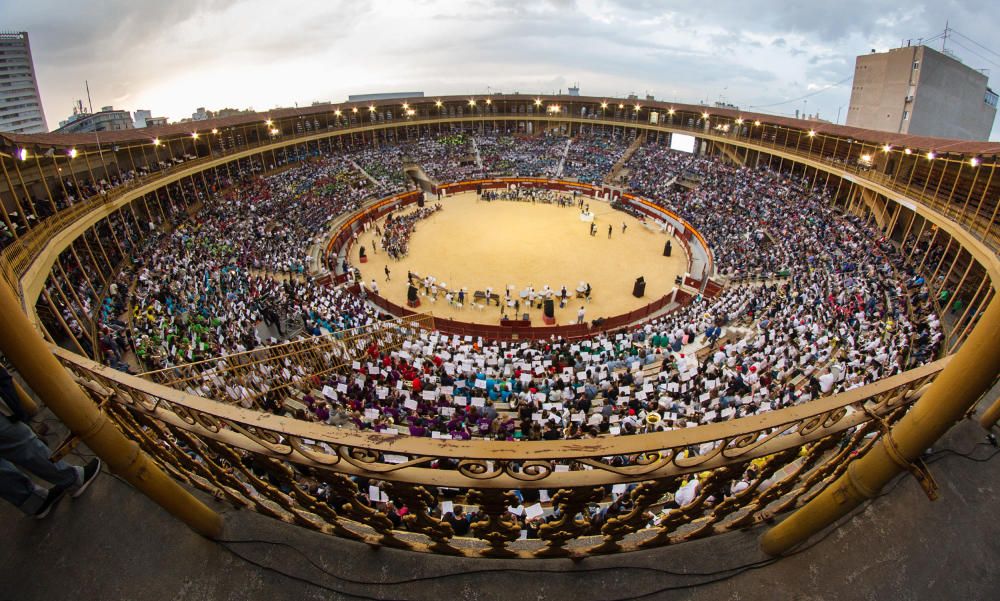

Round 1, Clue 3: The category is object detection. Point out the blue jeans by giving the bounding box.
[0,414,83,515]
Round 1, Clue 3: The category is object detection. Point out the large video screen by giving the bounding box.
[669,133,696,153]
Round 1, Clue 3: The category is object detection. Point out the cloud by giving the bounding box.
[2,0,996,138]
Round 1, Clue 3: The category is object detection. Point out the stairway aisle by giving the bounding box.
[556,138,572,177]
[470,136,484,169]
[349,159,385,190]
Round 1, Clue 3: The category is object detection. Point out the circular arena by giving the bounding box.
[1,95,998,562]
[351,187,687,327]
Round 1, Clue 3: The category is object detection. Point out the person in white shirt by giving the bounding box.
[818,370,836,394]
[674,477,700,507]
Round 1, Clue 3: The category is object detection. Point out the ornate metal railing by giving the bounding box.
[7,111,995,557]
[54,343,945,557]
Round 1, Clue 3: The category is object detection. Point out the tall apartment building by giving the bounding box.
[0,31,49,134]
[846,44,997,141]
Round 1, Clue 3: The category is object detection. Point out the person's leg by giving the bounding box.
[0,457,47,515]
[0,415,82,493]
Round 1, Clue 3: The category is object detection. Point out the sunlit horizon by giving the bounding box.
[3,0,998,139]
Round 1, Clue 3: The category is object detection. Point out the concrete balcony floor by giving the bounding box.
[3,392,999,601]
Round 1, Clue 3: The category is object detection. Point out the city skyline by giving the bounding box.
[3,0,999,139]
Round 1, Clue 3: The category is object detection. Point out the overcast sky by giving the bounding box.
[5,0,999,138]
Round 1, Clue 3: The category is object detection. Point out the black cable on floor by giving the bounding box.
[98,438,1000,600]
[215,537,777,583]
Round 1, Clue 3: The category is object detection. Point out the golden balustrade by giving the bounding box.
[1,108,997,557]
[52,343,945,557]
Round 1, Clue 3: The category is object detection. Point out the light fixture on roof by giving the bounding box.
[903,147,912,155]
[634,104,641,111]
[17,148,27,161]
[468,99,476,106]
[211,128,218,134]
[265,119,273,126]
[534,98,542,106]
[485,98,492,105]
[191,132,199,139]
[970,156,979,167]
[402,103,409,110]
[807,130,816,137]
[882,144,891,152]
[352,107,358,113]
[735,118,743,125]
[668,108,675,115]
[152,138,161,146]
[68,148,78,158]
[926,151,935,160]
[753,120,761,126]
[334,109,342,116]
[600,102,608,109]
[618,103,625,109]
[369,105,376,112]
[702,112,709,119]
[435,100,443,107]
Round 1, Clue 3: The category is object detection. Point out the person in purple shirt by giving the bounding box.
[313,402,330,422]
[498,417,517,439]
[446,416,465,432]
[476,416,493,436]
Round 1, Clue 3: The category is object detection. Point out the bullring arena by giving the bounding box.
[353,188,687,325]
[1,94,998,573]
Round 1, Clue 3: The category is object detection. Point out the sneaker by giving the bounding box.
[34,488,67,520]
[71,458,102,498]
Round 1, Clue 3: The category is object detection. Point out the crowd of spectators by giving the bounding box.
[41,136,941,447]
[475,134,565,177]
[562,131,628,183]
[400,134,483,182]
[378,203,443,259]
[28,130,955,537]
[1,150,211,250]
[625,143,713,198]
[91,157,382,369]
[110,146,942,445]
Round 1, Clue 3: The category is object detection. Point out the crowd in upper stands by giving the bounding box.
[562,131,629,184]
[475,133,565,178]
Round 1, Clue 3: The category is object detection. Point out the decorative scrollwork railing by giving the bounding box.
[53,344,946,557]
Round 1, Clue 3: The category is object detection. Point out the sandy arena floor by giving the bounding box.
[354,191,688,326]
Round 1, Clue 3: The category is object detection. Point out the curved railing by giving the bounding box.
[53,344,945,556]
[5,113,997,558]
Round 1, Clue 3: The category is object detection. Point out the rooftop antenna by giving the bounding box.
[943,20,950,52]
[85,80,93,114]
